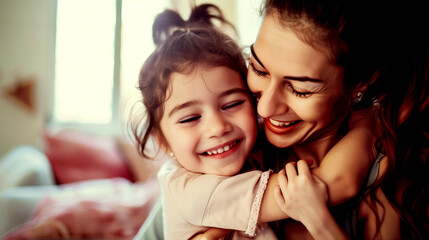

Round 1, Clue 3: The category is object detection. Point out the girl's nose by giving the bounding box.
[205,113,232,138]
[256,85,289,118]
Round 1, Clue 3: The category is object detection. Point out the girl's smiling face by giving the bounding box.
[248,14,349,149]
[159,66,257,176]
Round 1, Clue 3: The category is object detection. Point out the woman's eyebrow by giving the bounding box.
[250,44,265,68]
[251,43,323,83]
[284,76,324,83]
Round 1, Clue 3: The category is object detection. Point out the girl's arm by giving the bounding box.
[178,108,376,231]
[258,108,376,222]
[275,160,349,240]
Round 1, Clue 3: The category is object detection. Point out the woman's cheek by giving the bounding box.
[290,99,324,121]
[246,74,262,94]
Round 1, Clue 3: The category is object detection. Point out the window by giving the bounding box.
[54,0,164,133]
[54,0,261,134]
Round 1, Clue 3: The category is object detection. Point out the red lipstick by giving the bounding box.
[265,118,301,134]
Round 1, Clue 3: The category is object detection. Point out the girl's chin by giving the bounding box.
[209,166,242,176]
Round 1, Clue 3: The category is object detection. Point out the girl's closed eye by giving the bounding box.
[222,100,246,111]
[178,115,201,124]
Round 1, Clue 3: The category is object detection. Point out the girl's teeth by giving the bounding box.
[206,142,235,156]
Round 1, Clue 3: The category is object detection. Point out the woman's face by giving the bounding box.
[248,14,349,148]
[160,66,257,176]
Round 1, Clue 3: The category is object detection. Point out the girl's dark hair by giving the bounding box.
[132,4,247,158]
[263,0,429,238]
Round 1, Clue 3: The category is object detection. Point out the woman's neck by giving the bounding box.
[291,129,344,165]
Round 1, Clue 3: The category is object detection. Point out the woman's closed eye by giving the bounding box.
[250,63,268,77]
[288,84,313,98]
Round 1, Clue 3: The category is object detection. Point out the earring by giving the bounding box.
[352,91,363,105]
[169,152,176,160]
[352,91,363,108]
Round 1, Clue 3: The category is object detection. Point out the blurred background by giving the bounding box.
[0,0,263,156]
[0,0,264,237]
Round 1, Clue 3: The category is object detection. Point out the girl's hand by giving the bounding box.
[190,228,232,240]
[274,160,349,240]
[274,160,328,223]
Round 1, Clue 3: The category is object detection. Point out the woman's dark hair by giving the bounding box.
[263,0,429,238]
[131,4,248,158]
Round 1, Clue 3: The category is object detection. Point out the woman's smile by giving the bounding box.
[265,118,302,134]
[247,14,347,149]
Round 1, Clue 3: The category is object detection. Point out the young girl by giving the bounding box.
[133,4,375,240]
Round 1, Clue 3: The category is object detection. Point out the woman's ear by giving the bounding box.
[352,70,379,97]
[351,71,379,109]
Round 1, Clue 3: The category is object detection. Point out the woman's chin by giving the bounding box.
[265,132,296,148]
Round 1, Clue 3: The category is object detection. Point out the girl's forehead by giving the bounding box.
[168,66,246,94]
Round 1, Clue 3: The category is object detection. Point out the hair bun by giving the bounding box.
[188,4,224,27]
[152,4,234,46]
[152,9,185,46]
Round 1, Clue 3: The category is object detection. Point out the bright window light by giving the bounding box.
[54,0,116,124]
[120,0,164,124]
[54,0,165,130]
[53,0,260,131]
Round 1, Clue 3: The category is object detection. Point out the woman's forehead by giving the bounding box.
[254,15,343,85]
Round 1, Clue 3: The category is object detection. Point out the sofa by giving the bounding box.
[0,129,167,240]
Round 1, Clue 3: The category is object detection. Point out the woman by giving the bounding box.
[136,0,428,239]
[248,0,428,239]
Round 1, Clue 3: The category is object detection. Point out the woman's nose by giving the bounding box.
[256,85,289,118]
[205,113,232,138]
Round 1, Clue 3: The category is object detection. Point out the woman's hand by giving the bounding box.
[190,228,232,240]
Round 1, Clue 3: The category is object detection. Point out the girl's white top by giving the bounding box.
[158,159,276,240]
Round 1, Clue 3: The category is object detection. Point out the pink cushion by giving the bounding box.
[2,178,159,240]
[44,129,134,184]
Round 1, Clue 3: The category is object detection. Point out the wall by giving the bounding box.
[0,0,56,156]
